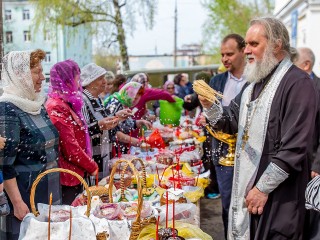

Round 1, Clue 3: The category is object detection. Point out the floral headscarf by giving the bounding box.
[105,82,143,108]
[48,60,92,157]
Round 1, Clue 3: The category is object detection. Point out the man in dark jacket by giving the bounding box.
[294,47,320,240]
[185,33,247,239]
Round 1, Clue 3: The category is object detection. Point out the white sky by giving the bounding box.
[126,0,207,55]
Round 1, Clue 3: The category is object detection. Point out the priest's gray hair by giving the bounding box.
[250,17,290,55]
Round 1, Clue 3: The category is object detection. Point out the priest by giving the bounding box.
[199,17,318,240]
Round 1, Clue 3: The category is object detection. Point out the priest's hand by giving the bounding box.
[311,171,320,178]
[198,114,207,127]
[245,187,268,215]
[198,95,213,109]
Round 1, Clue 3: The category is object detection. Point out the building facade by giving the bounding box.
[274,0,320,75]
[3,0,92,80]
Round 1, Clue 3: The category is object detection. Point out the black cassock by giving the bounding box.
[214,65,318,240]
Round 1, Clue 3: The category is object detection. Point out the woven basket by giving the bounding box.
[30,168,107,240]
[120,158,147,200]
[121,158,156,229]
[109,159,155,240]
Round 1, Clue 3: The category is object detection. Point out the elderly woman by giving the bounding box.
[80,63,131,178]
[0,50,61,240]
[104,82,152,154]
[153,80,176,116]
[100,71,115,100]
[130,73,175,137]
[46,60,98,205]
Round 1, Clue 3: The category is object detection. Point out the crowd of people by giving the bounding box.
[0,15,320,240]
[0,51,197,239]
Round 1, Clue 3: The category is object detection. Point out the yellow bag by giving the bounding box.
[131,173,157,188]
[182,186,204,203]
[138,222,213,240]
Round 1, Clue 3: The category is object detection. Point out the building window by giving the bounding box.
[23,9,30,20]
[44,31,50,41]
[23,31,31,42]
[5,10,12,21]
[45,52,51,62]
[5,31,13,43]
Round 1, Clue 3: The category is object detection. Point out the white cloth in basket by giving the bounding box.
[19,213,96,240]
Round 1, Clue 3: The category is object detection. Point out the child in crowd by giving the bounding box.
[0,136,10,216]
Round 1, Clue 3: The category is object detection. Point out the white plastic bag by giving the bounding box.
[19,213,97,240]
[158,203,197,224]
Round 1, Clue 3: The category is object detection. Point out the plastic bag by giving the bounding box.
[182,186,204,203]
[146,129,166,149]
[138,221,213,240]
[37,203,87,222]
[120,201,153,220]
[93,203,121,220]
[158,203,196,224]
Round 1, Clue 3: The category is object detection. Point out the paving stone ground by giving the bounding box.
[200,197,225,240]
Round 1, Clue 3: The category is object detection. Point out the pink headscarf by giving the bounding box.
[163,80,175,90]
[48,60,92,157]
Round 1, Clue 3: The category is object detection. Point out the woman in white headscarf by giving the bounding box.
[0,50,61,240]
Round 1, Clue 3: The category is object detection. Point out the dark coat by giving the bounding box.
[311,73,320,173]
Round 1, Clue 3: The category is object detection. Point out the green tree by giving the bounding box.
[32,0,157,71]
[202,0,274,54]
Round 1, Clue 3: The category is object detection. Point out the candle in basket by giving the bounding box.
[48,192,52,240]
[172,201,175,237]
[166,191,169,228]
[156,215,160,240]
[69,206,72,240]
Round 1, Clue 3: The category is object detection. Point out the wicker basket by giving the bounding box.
[119,158,147,200]
[108,159,155,240]
[30,168,107,240]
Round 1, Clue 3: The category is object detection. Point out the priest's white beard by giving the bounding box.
[244,46,279,83]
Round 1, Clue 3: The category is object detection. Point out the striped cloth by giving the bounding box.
[306,175,320,212]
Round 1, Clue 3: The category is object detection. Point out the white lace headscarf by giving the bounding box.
[0,51,44,115]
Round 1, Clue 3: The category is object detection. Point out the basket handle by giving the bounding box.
[120,158,147,199]
[30,168,91,217]
[108,159,143,223]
